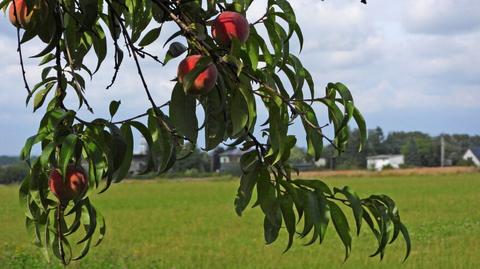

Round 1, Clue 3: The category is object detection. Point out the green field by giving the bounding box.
[1,173,479,269]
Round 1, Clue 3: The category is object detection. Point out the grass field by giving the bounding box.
[1,172,479,269]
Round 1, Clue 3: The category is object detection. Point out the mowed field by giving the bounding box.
[1,172,479,269]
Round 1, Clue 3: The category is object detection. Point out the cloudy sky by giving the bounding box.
[0,0,479,155]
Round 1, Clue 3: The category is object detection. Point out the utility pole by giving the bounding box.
[440,136,445,167]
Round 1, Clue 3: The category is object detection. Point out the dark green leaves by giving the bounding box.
[321,82,367,152]
[202,89,226,150]
[234,162,265,216]
[170,83,198,142]
[147,109,177,173]
[362,195,411,261]
[279,194,296,252]
[163,42,187,65]
[59,134,78,180]
[335,186,363,236]
[139,27,162,47]
[109,100,121,118]
[329,201,352,260]
[239,176,411,261]
[295,101,323,161]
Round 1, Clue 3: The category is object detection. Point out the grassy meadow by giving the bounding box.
[0,172,479,269]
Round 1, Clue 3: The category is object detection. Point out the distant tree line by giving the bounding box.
[0,159,28,184]
[2,129,478,183]
[0,156,22,166]
[323,127,480,169]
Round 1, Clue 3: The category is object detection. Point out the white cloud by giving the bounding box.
[0,1,479,154]
[402,0,480,35]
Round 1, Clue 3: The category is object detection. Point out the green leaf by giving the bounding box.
[399,222,411,262]
[293,179,332,196]
[170,83,198,142]
[237,80,257,131]
[59,134,78,180]
[148,110,176,173]
[280,194,296,252]
[301,190,330,244]
[295,102,323,161]
[91,25,107,74]
[40,140,59,167]
[234,161,260,216]
[230,87,249,138]
[246,33,260,70]
[263,211,282,245]
[31,82,53,111]
[336,186,363,236]
[20,132,48,164]
[353,107,367,151]
[328,201,352,261]
[109,100,121,118]
[203,89,226,150]
[129,121,156,173]
[112,123,133,182]
[77,198,97,244]
[39,53,55,66]
[31,28,61,58]
[163,42,187,65]
[139,27,162,47]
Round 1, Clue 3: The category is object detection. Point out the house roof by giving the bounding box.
[470,146,480,159]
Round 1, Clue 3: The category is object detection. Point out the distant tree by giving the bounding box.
[402,139,420,166]
[366,127,386,155]
[289,146,311,164]
[170,145,211,173]
[0,156,21,166]
[383,131,408,154]
[0,163,28,184]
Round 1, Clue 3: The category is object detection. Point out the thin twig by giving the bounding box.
[12,0,31,95]
[59,3,93,113]
[252,9,269,25]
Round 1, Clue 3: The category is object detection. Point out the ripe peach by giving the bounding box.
[9,0,32,28]
[177,55,218,95]
[49,166,88,202]
[211,11,250,46]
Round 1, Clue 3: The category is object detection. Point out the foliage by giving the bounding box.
[169,145,211,173]
[289,146,312,164]
[1,0,410,265]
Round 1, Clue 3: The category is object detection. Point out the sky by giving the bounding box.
[0,0,479,155]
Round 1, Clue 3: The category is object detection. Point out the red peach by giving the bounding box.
[212,11,250,46]
[9,0,33,28]
[177,55,218,95]
[49,166,88,202]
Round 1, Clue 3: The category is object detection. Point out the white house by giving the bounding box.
[219,148,244,172]
[462,147,480,166]
[314,158,327,168]
[367,155,404,171]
